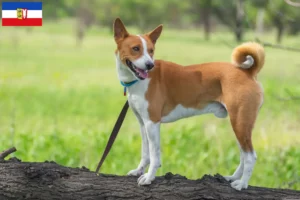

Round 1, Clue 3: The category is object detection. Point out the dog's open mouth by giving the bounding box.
[126,59,148,80]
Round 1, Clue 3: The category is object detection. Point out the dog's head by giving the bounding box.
[113,18,163,80]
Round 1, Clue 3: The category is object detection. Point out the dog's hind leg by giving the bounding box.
[224,102,259,191]
[224,143,244,182]
[127,110,150,177]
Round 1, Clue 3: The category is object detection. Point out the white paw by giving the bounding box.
[230,180,248,191]
[137,173,155,186]
[127,168,144,176]
[224,175,240,182]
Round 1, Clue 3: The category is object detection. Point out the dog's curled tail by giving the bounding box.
[231,42,265,77]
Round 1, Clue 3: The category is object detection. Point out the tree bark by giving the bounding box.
[255,8,265,38]
[200,0,212,40]
[75,1,95,47]
[0,158,300,200]
[235,0,245,42]
[274,16,284,44]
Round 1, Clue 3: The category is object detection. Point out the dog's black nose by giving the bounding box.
[146,62,154,70]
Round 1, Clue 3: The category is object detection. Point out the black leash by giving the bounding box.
[95,100,129,173]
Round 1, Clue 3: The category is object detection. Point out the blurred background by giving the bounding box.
[0,0,299,190]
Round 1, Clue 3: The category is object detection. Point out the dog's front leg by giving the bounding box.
[127,112,150,176]
[138,121,161,186]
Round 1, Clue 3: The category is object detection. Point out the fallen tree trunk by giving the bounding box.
[0,150,299,200]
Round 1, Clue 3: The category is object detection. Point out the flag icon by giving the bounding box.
[2,2,42,26]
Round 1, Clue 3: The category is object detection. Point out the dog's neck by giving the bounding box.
[115,52,137,83]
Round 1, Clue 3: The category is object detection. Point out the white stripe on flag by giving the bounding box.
[2,10,42,18]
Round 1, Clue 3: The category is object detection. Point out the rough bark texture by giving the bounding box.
[0,158,299,200]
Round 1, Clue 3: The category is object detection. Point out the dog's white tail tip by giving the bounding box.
[240,55,254,69]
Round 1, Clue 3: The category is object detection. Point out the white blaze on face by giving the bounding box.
[132,35,153,70]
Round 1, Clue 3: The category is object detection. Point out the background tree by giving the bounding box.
[251,0,269,38]
[190,0,214,40]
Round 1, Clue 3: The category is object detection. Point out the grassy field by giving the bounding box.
[0,19,299,190]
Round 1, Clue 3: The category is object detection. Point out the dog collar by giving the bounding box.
[120,80,138,96]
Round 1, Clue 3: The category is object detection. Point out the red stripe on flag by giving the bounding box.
[2,18,42,26]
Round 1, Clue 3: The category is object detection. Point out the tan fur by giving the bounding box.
[113,18,161,68]
[116,35,154,64]
[113,18,265,189]
[145,43,265,152]
[113,18,265,153]
[231,42,265,77]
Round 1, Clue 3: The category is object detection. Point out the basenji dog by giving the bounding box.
[113,18,265,190]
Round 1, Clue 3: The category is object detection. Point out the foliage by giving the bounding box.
[37,0,300,34]
[1,0,299,41]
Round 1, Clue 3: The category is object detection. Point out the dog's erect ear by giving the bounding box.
[147,24,163,44]
[113,18,129,43]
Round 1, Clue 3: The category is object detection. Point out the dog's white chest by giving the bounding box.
[161,102,227,123]
[127,79,150,117]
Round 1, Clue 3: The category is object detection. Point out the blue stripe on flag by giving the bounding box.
[2,2,42,10]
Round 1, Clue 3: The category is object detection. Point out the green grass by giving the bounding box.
[0,19,299,190]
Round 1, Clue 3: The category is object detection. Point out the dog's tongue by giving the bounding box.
[136,68,148,79]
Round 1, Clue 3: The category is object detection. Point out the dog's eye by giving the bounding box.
[132,46,140,52]
[149,49,154,54]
